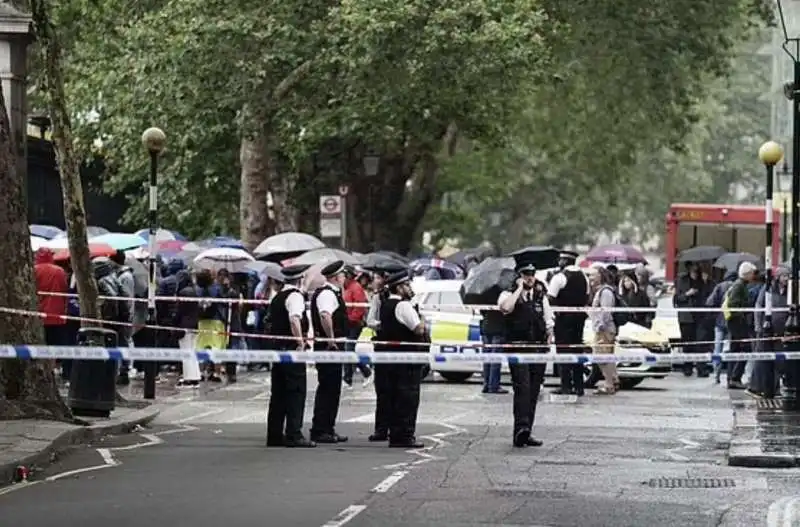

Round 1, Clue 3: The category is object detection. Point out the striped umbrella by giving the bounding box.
[90,232,147,251]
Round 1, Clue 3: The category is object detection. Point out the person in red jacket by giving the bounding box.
[35,247,69,346]
[342,266,372,387]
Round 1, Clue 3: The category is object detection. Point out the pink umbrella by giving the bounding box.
[584,244,647,264]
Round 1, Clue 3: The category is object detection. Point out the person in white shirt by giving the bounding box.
[497,255,554,448]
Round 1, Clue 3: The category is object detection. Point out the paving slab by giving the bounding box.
[727,392,800,468]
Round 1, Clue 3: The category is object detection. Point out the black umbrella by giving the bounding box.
[446,247,495,269]
[253,232,326,261]
[459,257,516,306]
[360,252,407,270]
[506,246,560,270]
[677,245,726,263]
[374,250,409,264]
[713,252,762,274]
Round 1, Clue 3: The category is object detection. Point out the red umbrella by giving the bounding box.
[584,244,647,265]
[157,240,186,255]
[53,242,116,262]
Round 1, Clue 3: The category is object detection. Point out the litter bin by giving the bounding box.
[68,327,118,418]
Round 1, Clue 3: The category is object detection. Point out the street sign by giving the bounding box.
[338,185,349,196]
[319,195,342,214]
[319,195,343,238]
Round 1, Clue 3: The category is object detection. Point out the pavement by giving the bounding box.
[2,370,800,526]
[728,391,800,468]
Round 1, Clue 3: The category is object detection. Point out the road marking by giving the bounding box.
[0,481,40,496]
[172,408,227,424]
[97,448,116,465]
[45,463,115,481]
[768,497,793,527]
[343,413,374,423]
[224,411,264,423]
[371,470,408,493]
[109,434,163,452]
[320,505,367,527]
[783,497,800,527]
[248,391,269,401]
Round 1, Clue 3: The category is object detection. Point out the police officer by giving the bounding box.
[265,264,315,448]
[498,254,554,447]
[310,260,349,443]
[548,250,589,396]
[377,270,427,448]
[366,263,407,442]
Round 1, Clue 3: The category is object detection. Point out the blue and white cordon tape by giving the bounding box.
[0,345,799,365]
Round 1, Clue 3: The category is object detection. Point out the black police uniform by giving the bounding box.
[310,264,349,443]
[503,278,548,447]
[551,268,589,395]
[266,283,313,447]
[369,288,391,441]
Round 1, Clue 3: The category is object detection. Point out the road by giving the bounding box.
[2,371,800,527]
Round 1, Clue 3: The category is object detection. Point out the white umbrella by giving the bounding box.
[193,247,255,274]
[43,237,70,250]
[253,232,326,260]
[31,235,47,252]
[289,248,364,266]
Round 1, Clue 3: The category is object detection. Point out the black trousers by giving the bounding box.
[509,361,546,434]
[555,319,584,395]
[373,364,390,436]
[267,363,307,442]
[385,364,423,443]
[727,326,750,382]
[311,363,343,436]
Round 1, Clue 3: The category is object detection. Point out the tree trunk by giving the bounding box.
[31,0,98,321]
[0,42,70,421]
[239,133,272,251]
[268,152,298,233]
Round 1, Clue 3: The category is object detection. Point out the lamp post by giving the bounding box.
[759,140,784,398]
[141,127,166,400]
[776,0,800,405]
[363,154,380,250]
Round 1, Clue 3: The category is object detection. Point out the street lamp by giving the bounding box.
[363,154,380,250]
[775,0,800,405]
[759,140,784,398]
[141,127,166,400]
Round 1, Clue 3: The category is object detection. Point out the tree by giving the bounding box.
[0,8,68,420]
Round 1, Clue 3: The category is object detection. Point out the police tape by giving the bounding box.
[0,304,794,350]
[32,290,785,313]
[0,346,798,364]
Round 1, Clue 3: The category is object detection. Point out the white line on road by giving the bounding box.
[343,413,375,423]
[97,448,116,465]
[371,471,408,493]
[172,408,227,424]
[320,505,367,527]
[109,434,163,452]
[767,497,793,527]
[224,411,264,424]
[45,462,115,482]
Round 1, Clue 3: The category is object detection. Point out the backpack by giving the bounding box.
[602,286,630,328]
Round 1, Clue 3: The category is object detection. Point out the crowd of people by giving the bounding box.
[674,260,783,397]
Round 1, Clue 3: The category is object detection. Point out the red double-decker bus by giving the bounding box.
[664,203,782,281]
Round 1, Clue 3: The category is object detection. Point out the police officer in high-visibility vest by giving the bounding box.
[310,260,349,443]
[377,270,428,448]
[498,253,554,447]
[266,264,315,448]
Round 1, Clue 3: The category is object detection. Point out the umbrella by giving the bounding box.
[677,245,726,263]
[507,246,561,270]
[713,252,762,274]
[188,236,245,250]
[585,243,647,264]
[90,232,147,251]
[446,247,495,269]
[31,235,47,251]
[360,252,407,270]
[193,247,255,274]
[134,228,187,242]
[51,226,109,239]
[245,260,284,280]
[287,248,364,266]
[409,258,465,280]
[29,224,63,239]
[124,255,149,296]
[373,250,409,264]
[52,242,116,262]
[253,232,326,261]
[459,257,516,305]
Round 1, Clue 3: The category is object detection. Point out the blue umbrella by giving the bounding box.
[409,258,465,280]
[29,224,63,239]
[90,232,147,251]
[135,228,188,242]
